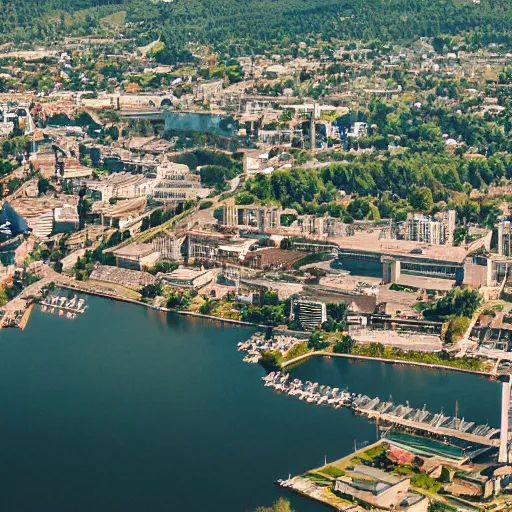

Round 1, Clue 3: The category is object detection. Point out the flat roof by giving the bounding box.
[113,243,154,258]
[164,267,211,280]
[331,232,470,264]
[396,275,455,291]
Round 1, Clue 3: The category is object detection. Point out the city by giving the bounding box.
[1,0,512,511]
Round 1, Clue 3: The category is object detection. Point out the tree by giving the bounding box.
[37,178,51,196]
[445,316,470,343]
[307,330,329,350]
[255,498,293,512]
[333,335,354,354]
[199,165,228,189]
[259,350,283,371]
[424,287,481,319]
[408,186,433,212]
[280,238,292,250]
[140,282,163,299]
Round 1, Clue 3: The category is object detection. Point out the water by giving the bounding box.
[0,295,500,511]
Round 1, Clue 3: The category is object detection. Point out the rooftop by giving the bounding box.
[112,243,155,259]
[331,231,470,264]
[163,267,211,280]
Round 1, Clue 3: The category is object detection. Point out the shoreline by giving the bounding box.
[32,285,494,378]
[282,351,492,377]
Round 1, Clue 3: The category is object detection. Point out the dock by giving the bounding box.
[40,294,87,316]
[264,372,501,447]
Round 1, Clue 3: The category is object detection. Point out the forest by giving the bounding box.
[4,0,512,60]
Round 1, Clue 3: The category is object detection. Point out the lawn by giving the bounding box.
[318,466,345,478]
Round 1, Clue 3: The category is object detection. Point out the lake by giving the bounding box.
[0,295,500,511]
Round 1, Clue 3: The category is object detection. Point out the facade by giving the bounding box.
[403,210,456,245]
[223,199,348,237]
[290,299,327,330]
[152,232,186,260]
[152,157,209,203]
[186,230,252,262]
[53,204,79,233]
[498,220,512,256]
[194,80,223,103]
[87,173,154,202]
[333,465,428,511]
[112,243,160,270]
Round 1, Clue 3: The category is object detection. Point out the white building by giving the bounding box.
[152,157,210,203]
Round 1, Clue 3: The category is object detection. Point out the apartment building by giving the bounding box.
[403,210,456,245]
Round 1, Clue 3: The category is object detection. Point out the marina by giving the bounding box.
[40,294,87,318]
[264,371,501,448]
[0,293,502,512]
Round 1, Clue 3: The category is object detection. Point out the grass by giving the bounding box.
[319,466,345,478]
[350,344,485,372]
[350,443,388,465]
[283,341,310,362]
[410,473,442,494]
[304,473,332,486]
[100,11,126,26]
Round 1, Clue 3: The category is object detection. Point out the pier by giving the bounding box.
[353,395,500,448]
[40,295,87,316]
[264,372,502,448]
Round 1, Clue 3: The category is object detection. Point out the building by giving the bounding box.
[333,465,428,511]
[87,173,154,202]
[244,248,304,270]
[403,210,456,245]
[111,243,160,270]
[498,220,512,256]
[152,232,186,260]
[53,204,79,233]
[161,267,213,289]
[152,157,210,203]
[290,298,327,330]
[194,80,223,103]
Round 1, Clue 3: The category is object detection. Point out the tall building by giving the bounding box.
[404,210,456,245]
[499,376,511,463]
[290,299,327,330]
[498,220,512,256]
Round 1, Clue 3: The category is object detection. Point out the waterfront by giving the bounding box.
[0,294,502,511]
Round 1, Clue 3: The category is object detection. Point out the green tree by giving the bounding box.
[333,335,354,354]
[408,186,433,212]
[255,498,293,512]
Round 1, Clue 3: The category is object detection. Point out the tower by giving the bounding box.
[499,376,511,463]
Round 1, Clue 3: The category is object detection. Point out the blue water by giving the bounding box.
[0,295,500,511]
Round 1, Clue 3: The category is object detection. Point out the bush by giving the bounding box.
[333,335,354,354]
[199,201,213,210]
[445,316,470,343]
[260,350,283,371]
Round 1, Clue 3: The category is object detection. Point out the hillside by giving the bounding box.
[2,0,512,59]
